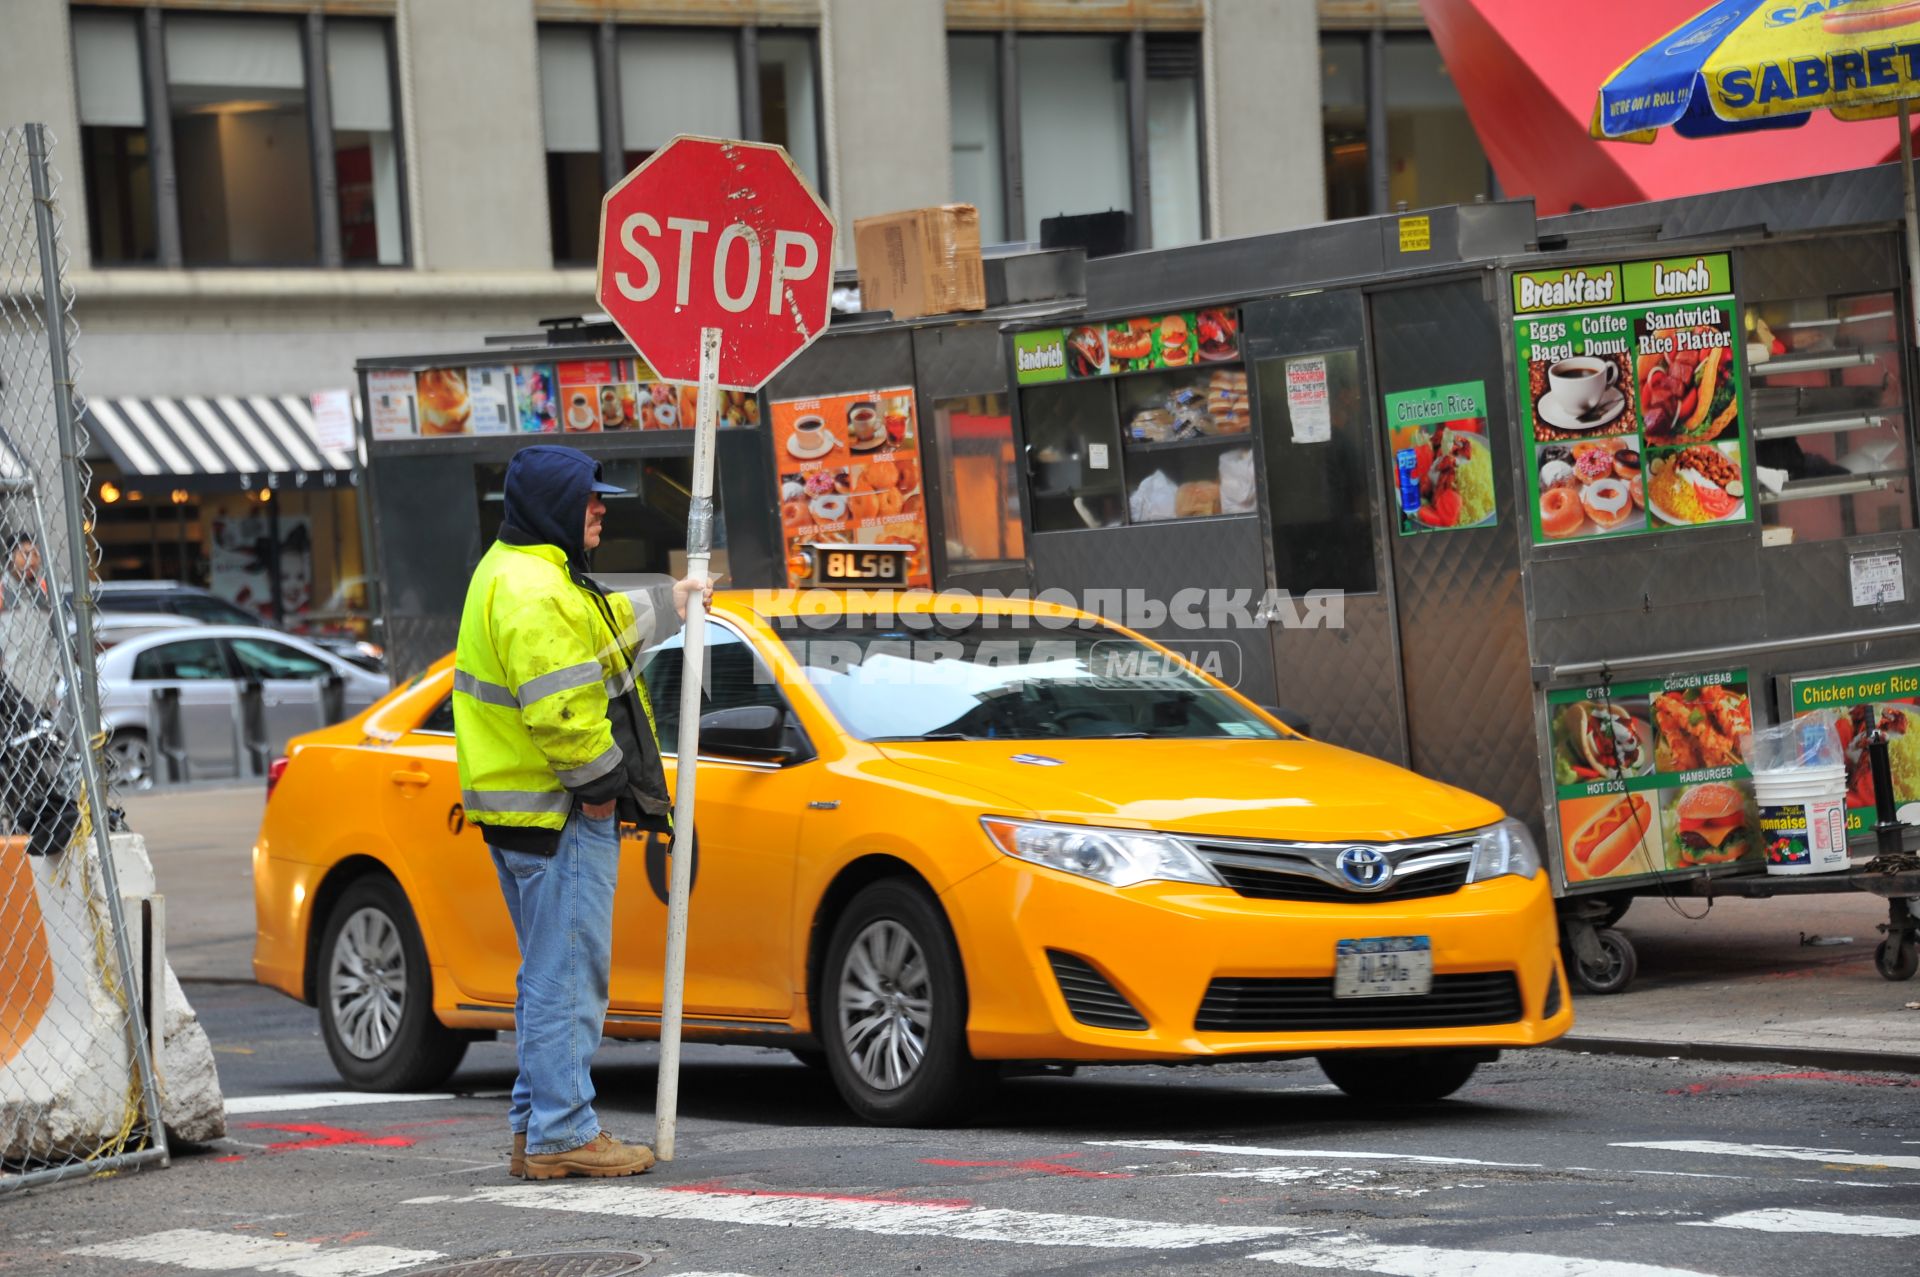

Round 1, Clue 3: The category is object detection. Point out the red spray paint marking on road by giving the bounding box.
[239,1121,415,1152]
[664,1180,973,1210]
[921,1150,1134,1179]
[1667,1070,1920,1096]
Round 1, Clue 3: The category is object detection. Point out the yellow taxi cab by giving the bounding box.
[254,588,1571,1126]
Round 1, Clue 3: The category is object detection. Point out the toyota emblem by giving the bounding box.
[1335,846,1390,889]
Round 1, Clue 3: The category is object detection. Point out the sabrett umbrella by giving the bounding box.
[1592,0,1920,342]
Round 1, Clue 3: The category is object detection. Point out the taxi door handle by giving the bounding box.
[390,769,432,788]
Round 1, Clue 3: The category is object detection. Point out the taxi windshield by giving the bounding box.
[777,616,1281,742]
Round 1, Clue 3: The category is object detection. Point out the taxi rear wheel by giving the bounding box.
[821,879,988,1126]
[1316,1049,1483,1103]
[317,875,467,1091]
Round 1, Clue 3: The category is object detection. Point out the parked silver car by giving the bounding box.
[98,626,390,788]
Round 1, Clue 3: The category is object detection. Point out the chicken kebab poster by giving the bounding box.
[770,387,932,589]
[1513,254,1754,546]
[1547,671,1760,887]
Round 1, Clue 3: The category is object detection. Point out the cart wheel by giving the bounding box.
[1569,928,1637,995]
[1597,893,1633,929]
[1874,938,1919,982]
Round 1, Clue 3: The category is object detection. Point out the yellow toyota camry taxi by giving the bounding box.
[254,590,1570,1125]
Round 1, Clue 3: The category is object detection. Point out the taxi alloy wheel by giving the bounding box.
[822,879,988,1126]
[317,875,467,1090]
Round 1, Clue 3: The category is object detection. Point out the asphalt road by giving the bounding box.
[6,979,1920,1277]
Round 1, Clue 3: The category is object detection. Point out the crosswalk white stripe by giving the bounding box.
[67,1228,443,1276]
[225,1091,459,1115]
[1249,1236,1721,1276]
[446,1184,1297,1249]
[1682,1208,1920,1237]
[1613,1139,1920,1171]
[1089,1138,1538,1167]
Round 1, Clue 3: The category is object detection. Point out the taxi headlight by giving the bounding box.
[980,817,1222,889]
[1466,817,1542,883]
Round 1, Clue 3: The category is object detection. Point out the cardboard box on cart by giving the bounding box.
[855,205,986,320]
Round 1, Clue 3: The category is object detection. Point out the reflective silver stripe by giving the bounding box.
[518,660,604,706]
[555,742,623,787]
[453,670,518,709]
[461,788,571,815]
[604,666,636,698]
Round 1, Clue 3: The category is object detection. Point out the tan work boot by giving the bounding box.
[509,1131,526,1178]
[523,1131,656,1181]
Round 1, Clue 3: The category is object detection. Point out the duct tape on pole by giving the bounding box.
[595,135,834,1161]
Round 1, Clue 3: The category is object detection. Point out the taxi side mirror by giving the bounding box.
[698,704,795,763]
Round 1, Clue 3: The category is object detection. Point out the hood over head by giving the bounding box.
[498,444,627,566]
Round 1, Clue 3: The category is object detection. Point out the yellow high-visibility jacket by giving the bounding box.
[452,540,672,850]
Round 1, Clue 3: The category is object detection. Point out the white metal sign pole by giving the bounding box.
[655,325,722,1161]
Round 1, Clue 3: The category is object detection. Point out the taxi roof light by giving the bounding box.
[981,816,1222,890]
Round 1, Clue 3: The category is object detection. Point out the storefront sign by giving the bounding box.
[1383,380,1494,534]
[1015,309,1240,384]
[1514,253,1753,546]
[1547,670,1758,886]
[1850,550,1905,607]
[770,387,932,589]
[1788,663,1920,833]
[1285,356,1332,444]
[309,389,356,453]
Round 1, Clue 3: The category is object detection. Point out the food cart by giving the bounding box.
[1003,166,1920,992]
[354,256,1079,676]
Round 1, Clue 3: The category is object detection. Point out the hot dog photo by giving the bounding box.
[1558,792,1660,884]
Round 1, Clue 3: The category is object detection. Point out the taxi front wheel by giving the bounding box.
[317,875,468,1091]
[821,879,991,1126]
[1316,1049,1484,1103]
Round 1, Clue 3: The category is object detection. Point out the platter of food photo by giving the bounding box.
[1398,421,1496,530]
[1536,437,1645,539]
[1638,330,1738,445]
[1646,442,1744,528]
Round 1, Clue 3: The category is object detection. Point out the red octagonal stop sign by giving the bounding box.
[595,136,836,392]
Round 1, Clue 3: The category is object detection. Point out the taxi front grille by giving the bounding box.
[1209,858,1471,903]
[1195,972,1523,1033]
[1047,950,1149,1030]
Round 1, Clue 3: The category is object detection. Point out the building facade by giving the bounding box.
[0,0,1484,638]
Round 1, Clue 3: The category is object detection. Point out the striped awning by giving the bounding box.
[84,395,357,492]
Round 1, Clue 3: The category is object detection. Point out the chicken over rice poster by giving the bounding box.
[1513,254,1756,546]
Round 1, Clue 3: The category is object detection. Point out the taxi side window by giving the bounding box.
[417,696,455,735]
[642,622,786,742]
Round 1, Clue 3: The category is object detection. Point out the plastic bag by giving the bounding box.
[1219,447,1256,513]
[1129,469,1178,523]
[1742,717,1842,773]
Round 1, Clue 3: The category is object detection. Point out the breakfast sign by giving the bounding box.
[769,387,932,589]
[1513,253,1754,547]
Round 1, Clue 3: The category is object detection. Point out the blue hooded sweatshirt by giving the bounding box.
[498,444,624,567]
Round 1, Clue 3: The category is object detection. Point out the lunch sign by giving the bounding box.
[1513,253,1755,548]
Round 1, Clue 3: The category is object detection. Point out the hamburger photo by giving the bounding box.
[1664,781,1757,869]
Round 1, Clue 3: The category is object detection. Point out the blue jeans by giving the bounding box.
[489,809,620,1155]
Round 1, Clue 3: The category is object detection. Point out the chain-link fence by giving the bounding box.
[0,124,168,1191]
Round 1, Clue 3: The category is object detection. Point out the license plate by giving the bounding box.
[1334,936,1433,999]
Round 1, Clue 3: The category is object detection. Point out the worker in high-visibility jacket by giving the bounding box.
[453,444,707,1181]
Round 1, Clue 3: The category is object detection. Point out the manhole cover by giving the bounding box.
[408,1253,651,1277]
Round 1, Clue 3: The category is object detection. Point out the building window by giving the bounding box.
[947,35,1004,244]
[71,6,408,268]
[540,23,824,267]
[327,21,403,265]
[950,31,1206,251]
[538,24,601,265]
[1320,32,1489,220]
[74,9,157,263]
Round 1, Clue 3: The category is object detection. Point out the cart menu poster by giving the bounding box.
[1513,254,1753,546]
[1014,309,1242,384]
[375,360,762,440]
[1383,381,1493,535]
[1547,669,1759,888]
[1788,663,1920,835]
[769,387,932,589]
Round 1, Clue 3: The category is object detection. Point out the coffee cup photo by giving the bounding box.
[1547,358,1618,416]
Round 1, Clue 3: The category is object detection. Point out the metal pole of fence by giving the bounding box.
[24,121,171,1166]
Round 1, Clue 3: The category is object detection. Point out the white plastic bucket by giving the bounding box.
[1753,764,1850,875]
